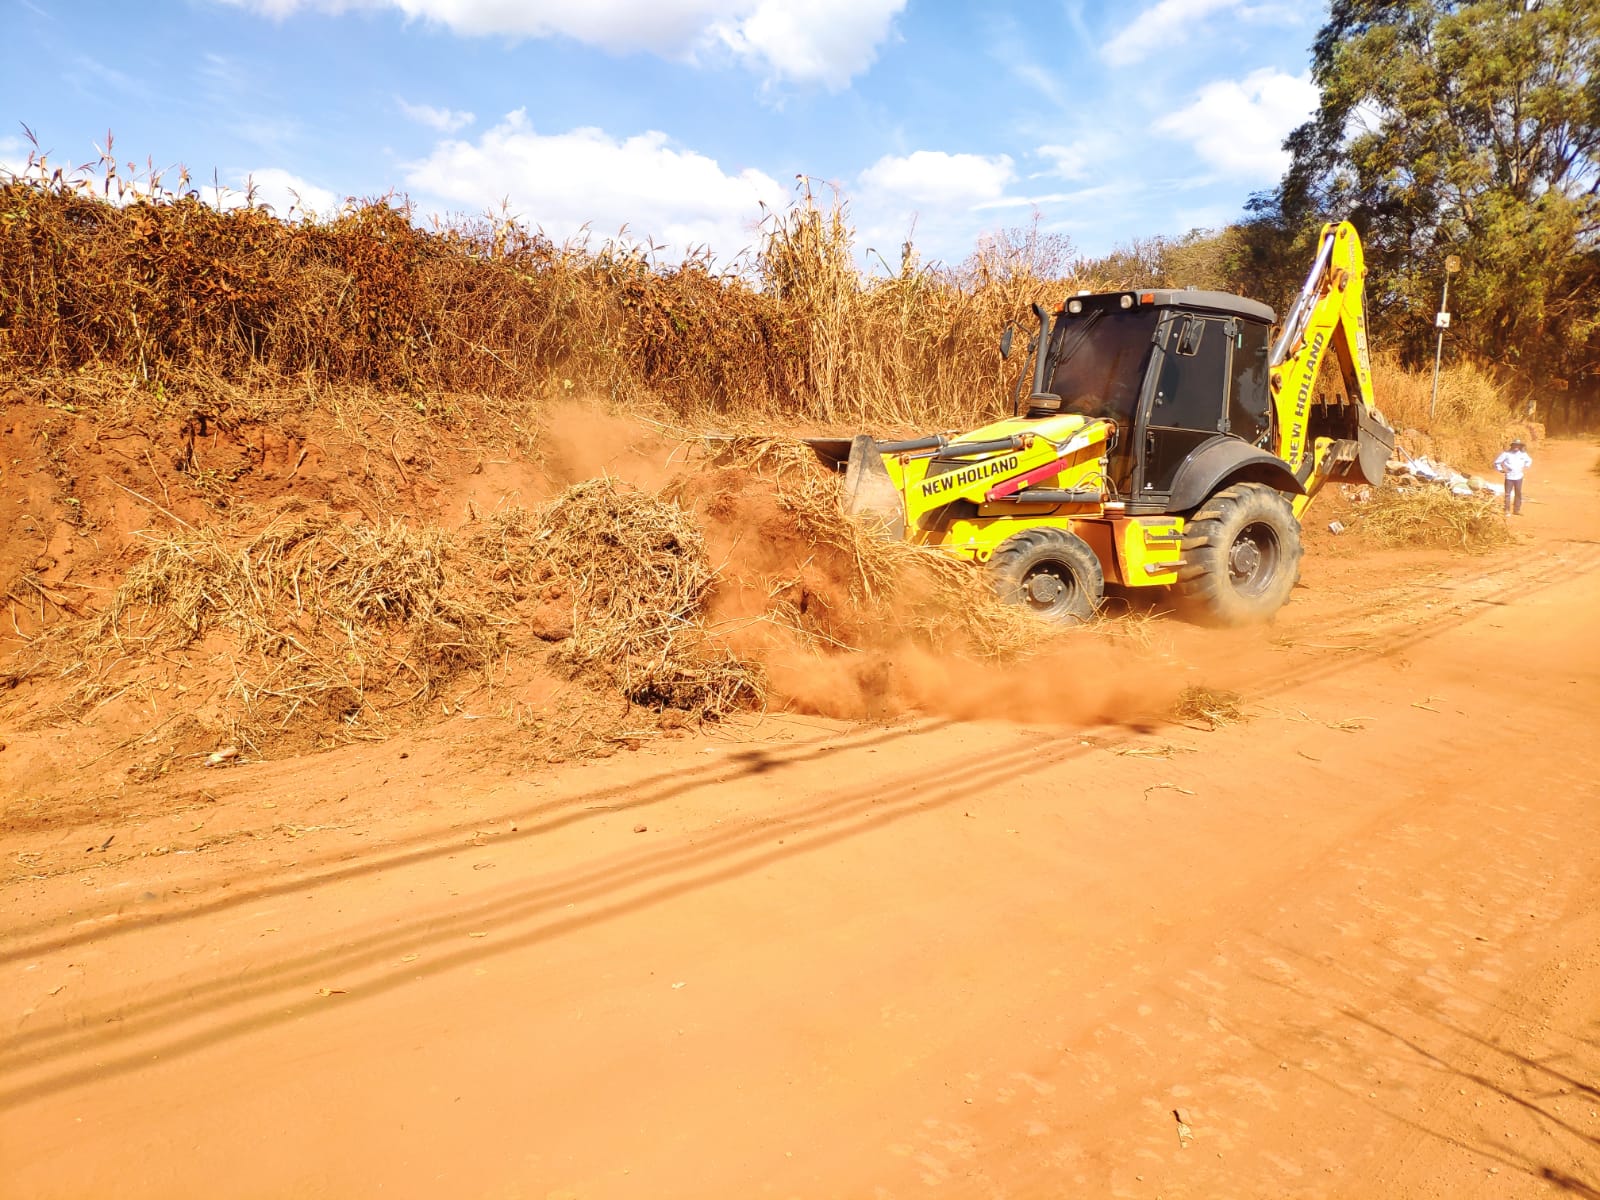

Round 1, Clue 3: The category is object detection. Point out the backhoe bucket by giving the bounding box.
[1325,406,1396,486]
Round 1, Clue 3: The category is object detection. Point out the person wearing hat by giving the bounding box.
[1494,438,1532,515]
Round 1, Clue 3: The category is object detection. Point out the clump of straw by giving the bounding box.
[529,479,762,716]
[685,434,1046,659]
[1354,484,1513,554]
[1171,685,1244,729]
[82,512,504,746]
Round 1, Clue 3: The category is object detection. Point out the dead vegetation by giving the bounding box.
[682,435,1044,660]
[523,480,761,716]
[1372,350,1526,467]
[15,511,510,751]
[2,434,1070,763]
[1171,686,1245,730]
[0,160,1093,432]
[0,151,1529,780]
[1353,483,1515,553]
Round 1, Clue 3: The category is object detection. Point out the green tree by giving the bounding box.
[1270,0,1600,416]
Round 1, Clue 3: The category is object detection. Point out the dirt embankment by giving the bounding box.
[2,385,1179,830]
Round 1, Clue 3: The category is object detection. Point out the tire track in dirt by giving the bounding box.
[10,529,1595,1104]
[7,481,1600,1198]
[1240,538,1600,701]
[852,560,1600,1198]
[0,718,957,944]
[1,722,1125,1105]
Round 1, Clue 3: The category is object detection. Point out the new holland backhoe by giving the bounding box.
[806,221,1395,625]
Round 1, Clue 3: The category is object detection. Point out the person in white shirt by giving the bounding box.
[1493,438,1532,515]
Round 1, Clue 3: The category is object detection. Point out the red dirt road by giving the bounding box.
[4,443,1599,1199]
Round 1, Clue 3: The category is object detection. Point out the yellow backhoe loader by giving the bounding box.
[806,221,1394,625]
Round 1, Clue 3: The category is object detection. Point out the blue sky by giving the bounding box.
[1,0,1325,267]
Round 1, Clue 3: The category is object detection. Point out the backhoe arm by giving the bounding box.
[1269,221,1394,516]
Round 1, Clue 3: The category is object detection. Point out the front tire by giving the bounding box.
[1175,483,1302,625]
[988,527,1104,624]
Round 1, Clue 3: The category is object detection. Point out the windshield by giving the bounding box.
[1044,308,1159,425]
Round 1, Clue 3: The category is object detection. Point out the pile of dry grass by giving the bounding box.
[8,481,768,752]
[1354,483,1514,553]
[74,512,506,746]
[525,479,762,715]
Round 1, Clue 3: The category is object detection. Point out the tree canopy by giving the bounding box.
[1261,0,1599,421]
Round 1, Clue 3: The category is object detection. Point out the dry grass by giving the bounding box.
[1372,350,1521,467]
[685,435,1044,659]
[9,485,765,752]
[1171,686,1245,729]
[1354,483,1515,554]
[0,159,1097,433]
[2,426,1082,758]
[0,148,1539,767]
[71,513,506,747]
[525,479,762,716]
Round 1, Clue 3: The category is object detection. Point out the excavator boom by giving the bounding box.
[1269,221,1394,514]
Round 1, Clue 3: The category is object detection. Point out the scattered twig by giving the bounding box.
[108,478,192,530]
[1144,782,1196,799]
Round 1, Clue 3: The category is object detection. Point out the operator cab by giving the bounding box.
[1037,290,1275,514]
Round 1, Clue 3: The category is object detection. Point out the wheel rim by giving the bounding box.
[1021,562,1080,616]
[1227,520,1281,597]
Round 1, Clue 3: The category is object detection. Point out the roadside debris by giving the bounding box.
[1384,452,1503,499]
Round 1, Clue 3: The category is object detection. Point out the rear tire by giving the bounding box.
[988,528,1104,624]
[1175,483,1302,626]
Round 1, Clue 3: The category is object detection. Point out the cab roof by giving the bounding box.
[1067,288,1275,325]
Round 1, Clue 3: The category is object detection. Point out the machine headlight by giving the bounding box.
[1067,298,1084,315]
[1119,293,1134,310]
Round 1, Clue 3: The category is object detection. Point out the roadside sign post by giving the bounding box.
[1429,255,1462,426]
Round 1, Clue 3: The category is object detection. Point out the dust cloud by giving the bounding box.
[537,399,688,491]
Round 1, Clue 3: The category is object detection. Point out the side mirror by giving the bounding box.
[1178,318,1205,356]
[999,327,1015,360]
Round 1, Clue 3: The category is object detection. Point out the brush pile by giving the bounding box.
[1171,685,1245,729]
[68,512,507,747]
[1353,484,1514,553]
[680,435,1042,660]
[524,479,763,715]
[1,425,1081,765]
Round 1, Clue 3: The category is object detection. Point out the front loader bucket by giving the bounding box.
[843,435,906,540]
[801,435,906,539]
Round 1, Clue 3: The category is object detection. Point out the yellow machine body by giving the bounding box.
[809,221,1395,623]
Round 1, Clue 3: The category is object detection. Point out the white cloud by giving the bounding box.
[1101,0,1240,67]
[1034,135,1123,183]
[1154,68,1317,179]
[217,0,905,86]
[974,182,1126,212]
[228,168,341,217]
[858,150,1015,207]
[397,97,475,133]
[849,150,1019,268]
[708,0,903,89]
[1012,62,1066,108]
[403,110,785,260]
[1101,0,1301,68]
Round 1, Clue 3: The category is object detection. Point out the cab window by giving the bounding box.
[1150,316,1228,432]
